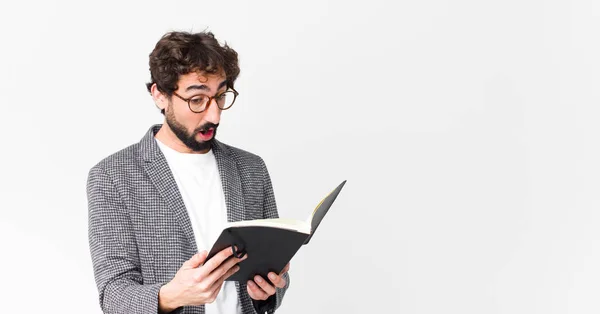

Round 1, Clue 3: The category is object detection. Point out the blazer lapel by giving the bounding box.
[139,125,198,253]
[211,139,251,311]
[212,139,246,223]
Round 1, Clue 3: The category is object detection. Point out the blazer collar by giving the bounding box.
[139,124,246,251]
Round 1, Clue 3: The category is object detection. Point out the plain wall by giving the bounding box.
[1,0,599,313]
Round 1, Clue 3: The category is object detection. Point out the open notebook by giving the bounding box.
[205,180,347,282]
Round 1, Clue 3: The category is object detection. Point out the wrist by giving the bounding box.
[158,282,179,313]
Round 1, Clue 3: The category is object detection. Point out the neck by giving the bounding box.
[155,123,211,154]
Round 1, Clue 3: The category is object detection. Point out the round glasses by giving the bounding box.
[172,88,238,113]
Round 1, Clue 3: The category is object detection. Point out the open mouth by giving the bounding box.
[198,127,215,139]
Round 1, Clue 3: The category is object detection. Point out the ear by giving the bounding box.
[150,83,168,111]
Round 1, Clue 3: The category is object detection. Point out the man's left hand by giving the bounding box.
[247,263,289,300]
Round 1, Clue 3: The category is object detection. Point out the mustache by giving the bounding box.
[194,122,219,133]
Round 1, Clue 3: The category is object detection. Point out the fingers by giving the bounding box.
[206,255,247,285]
[253,275,277,296]
[204,251,246,285]
[185,259,240,305]
[279,263,290,275]
[208,263,240,292]
[204,264,240,304]
[198,246,235,277]
[267,272,287,289]
[247,263,289,301]
[183,251,208,269]
[247,279,270,300]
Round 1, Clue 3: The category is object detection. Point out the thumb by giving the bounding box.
[183,251,208,269]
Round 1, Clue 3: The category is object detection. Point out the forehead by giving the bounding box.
[177,71,226,88]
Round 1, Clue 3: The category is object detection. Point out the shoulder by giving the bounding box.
[87,142,142,179]
[88,124,160,178]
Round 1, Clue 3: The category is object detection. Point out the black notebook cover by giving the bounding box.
[207,226,309,282]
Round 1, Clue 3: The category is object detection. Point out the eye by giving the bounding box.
[189,95,207,105]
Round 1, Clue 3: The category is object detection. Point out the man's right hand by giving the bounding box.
[158,247,247,313]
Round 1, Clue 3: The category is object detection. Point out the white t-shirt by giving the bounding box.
[156,138,241,314]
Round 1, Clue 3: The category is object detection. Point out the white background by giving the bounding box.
[1,0,599,313]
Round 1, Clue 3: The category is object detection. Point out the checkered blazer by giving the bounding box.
[87,124,289,314]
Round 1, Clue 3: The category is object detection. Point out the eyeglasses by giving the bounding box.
[172,88,239,113]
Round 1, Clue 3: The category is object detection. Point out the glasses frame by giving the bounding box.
[172,88,239,113]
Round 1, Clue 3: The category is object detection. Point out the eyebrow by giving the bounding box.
[185,80,228,93]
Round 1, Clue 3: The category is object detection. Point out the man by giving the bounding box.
[87,31,290,314]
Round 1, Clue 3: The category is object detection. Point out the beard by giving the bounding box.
[165,104,218,152]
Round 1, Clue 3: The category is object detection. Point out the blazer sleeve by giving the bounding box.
[251,158,291,314]
[87,165,174,314]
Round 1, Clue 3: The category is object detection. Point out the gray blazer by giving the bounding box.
[87,124,289,314]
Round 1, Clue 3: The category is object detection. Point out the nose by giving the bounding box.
[202,97,221,124]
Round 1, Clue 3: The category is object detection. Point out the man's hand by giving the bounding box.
[158,247,247,312]
[247,263,289,301]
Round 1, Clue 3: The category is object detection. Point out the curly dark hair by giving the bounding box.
[145,31,240,112]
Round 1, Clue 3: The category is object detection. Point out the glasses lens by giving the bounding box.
[216,91,236,110]
[189,95,208,112]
